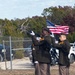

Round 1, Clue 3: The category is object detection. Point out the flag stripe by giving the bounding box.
[46,20,69,34]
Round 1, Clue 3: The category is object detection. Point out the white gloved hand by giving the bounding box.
[36,37,41,41]
[30,31,35,35]
[34,61,38,63]
[55,40,58,43]
[50,33,54,37]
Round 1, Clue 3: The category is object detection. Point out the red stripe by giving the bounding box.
[48,26,69,34]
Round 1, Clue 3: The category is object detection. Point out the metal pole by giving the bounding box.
[9,36,12,70]
[3,40,7,70]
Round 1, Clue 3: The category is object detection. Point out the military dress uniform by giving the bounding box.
[31,44,41,75]
[32,35,54,75]
[54,40,70,75]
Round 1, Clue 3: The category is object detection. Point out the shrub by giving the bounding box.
[14,50,24,59]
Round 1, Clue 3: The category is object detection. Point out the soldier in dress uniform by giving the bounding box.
[54,33,70,75]
[30,27,54,75]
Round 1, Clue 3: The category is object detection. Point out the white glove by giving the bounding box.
[50,33,54,37]
[30,31,35,35]
[36,37,41,41]
[55,40,58,43]
[34,61,38,63]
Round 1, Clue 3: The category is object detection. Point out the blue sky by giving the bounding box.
[0,0,74,20]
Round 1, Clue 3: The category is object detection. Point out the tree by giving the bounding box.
[42,6,67,24]
[63,13,75,33]
[42,6,75,24]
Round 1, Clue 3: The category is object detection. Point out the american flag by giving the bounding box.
[46,20,69,34]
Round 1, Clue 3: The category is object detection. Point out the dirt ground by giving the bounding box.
[0,63,75,75]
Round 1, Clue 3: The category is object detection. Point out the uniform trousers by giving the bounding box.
[35,63,41,75]
[59,65,69,75]
[39,63,50,75]
[35,63,50,75]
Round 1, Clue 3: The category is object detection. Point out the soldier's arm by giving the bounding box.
[54,41,70,54]
[32,36,45,46]
[60,41,70,54]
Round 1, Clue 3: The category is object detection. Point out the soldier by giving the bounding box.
[54,33,70,75]
[31,34,41,75]
[30,27,54,75]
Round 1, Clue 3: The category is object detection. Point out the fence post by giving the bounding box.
[9,36,12,70]
[3,40,7,70]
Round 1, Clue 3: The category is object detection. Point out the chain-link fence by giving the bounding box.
[0,36,32,70]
